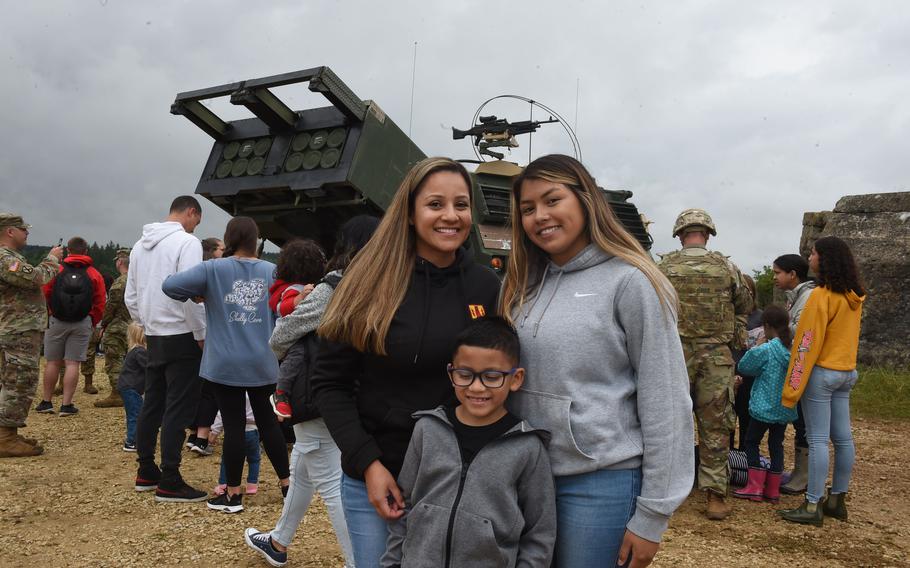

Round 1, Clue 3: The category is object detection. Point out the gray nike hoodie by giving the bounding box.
[508,244,694,543]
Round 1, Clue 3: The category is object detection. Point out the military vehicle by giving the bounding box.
[171,66,651,274]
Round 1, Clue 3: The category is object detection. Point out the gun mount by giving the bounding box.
[453,115,559,160]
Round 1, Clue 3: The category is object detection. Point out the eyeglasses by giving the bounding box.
[447,364,517,389]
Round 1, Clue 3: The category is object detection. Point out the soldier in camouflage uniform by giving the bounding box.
[94,248,131,408]
[658,209,751,520]
[0,213,63,457]
[79,325,102,394]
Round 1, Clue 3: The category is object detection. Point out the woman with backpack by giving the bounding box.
[243,216,379,568]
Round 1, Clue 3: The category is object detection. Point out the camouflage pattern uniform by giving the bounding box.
[0,231,59,429]
[94,249,131,407]
[79,326,102,391]
[659,209,751,497]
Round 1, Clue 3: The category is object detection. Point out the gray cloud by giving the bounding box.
[2,1,907,272]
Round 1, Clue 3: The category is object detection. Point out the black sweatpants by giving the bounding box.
[135,333,203,483]
[211,382,290,487]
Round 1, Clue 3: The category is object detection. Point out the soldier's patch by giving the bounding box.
[8,260,19,272]
[468,304,486,319]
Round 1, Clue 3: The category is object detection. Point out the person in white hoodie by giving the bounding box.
[125,196,208,503]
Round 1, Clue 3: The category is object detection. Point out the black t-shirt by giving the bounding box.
[444,405,521,465]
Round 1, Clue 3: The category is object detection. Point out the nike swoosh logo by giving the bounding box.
[574,292,597,298]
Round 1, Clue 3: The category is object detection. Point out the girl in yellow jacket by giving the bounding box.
[780,236,866,527]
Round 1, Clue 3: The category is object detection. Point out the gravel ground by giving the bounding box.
[1,361,907,567]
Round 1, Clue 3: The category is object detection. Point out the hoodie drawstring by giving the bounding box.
[532,269,564,338]
[519,268,550,329]
[413,262,431,364]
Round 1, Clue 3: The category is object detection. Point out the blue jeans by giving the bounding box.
[342,474,390,568]
[120,388,143,445]
[554,468,641,568]
[802,366,858,503]
[219,429,261,484]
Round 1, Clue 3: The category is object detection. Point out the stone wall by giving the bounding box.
[800,191,910,368]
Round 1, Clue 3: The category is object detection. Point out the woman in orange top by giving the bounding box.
[780,236,865,526]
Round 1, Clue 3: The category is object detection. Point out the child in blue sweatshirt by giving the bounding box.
[733,305,798,503]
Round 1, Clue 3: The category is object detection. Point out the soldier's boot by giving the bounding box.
[53,378,64,396]
[16,433,40,447]
[822,489,848,521]
[94,390,123,408]
[781,447,809,494]
[780,498,824,527]
[733,467,766,501]
[0,427,44,458]
[83,374,99,395]
[705,491,731,521]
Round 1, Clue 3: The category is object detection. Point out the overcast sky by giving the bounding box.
[2,1,907,273]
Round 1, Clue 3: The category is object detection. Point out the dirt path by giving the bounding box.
[1,364,907,567]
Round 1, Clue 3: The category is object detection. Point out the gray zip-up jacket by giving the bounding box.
[381,407,556,568]
[509,244,694,543]
[786,280,816,336]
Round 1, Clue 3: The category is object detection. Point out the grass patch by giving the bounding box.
[851,366,910,421]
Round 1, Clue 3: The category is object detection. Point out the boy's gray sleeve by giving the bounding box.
[380,420,424,568]
[276,339,306,394]
[269,284,332,359]
[515,438,556,568]
[617,271,695,543]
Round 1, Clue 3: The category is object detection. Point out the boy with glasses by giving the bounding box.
[381,316,555,568]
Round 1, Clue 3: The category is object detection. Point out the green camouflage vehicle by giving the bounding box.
[171,66,651,274]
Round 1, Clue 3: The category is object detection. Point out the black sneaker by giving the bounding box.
[58,404,79,416]
[122,441,137,452]
[207,492,243,513]
[135,469,160,492]
[155,479,208,503]
[185,434,198,449]
[35,400,54,414]
[244,528,287,567]
[190,439,212,456]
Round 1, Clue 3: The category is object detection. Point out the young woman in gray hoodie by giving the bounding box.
[500,155,695,568]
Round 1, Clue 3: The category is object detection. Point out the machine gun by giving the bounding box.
[452,115,559,159]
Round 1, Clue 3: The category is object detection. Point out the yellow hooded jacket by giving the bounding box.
[782,286,865,408]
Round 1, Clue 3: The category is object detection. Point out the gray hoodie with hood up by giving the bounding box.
[508,244,694,543]
[381,407,556,568]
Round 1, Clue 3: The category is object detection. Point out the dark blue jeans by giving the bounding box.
[120,387,143,445]
[218,429,261,484]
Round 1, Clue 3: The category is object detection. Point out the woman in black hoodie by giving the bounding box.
[312,157,501,567]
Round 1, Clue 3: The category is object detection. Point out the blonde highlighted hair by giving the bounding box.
[318,157,472,354]
[127,322,146,351]
[500,154,676,322]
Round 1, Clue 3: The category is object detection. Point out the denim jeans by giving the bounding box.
[802,366,858,503]
[218,429,261,484]
[120,388,143,445]
[554,468,642,568]
[342,474,390,568]
[270,419,354,567]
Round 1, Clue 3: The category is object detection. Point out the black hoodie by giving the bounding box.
[312,249,501,480]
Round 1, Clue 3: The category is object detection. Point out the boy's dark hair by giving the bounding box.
[201,238,223,260]
[222,216,259,257]
[170,195,202,214]
[326,215,381,273]
[773,254,809,282]
[67,236,88,255]
[452,316,520,365]
[277,239,326,284]
[761,304,791,348]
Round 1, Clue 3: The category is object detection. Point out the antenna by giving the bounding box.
[408,42,418,138]
[574,78,580,134]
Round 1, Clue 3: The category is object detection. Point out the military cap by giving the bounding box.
[114,248,131,260]
[672,208,717,237]
[0,213,30,230]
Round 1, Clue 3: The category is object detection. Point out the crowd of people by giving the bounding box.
[0,153,867,567]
